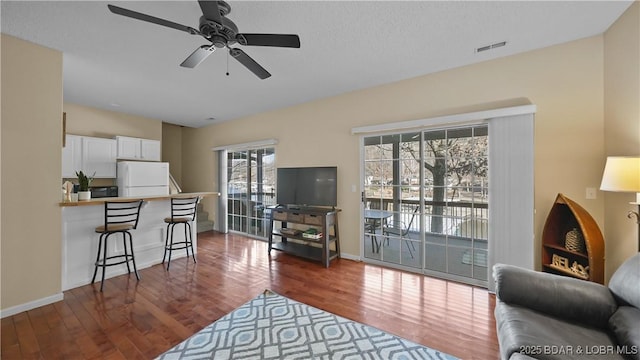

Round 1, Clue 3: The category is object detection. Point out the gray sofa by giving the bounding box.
[494,253,640,360]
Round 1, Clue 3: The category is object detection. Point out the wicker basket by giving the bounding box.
[565,228,586,253]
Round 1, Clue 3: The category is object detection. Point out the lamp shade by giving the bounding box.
[600,156,640,192]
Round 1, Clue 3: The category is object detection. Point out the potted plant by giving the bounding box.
[76,170,95,201]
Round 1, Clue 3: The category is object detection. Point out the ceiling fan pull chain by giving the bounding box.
[226,50,230,76]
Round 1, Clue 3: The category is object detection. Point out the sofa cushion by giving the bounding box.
[609,306,640,360]
[495,300,623,360]
[609,254,640,309]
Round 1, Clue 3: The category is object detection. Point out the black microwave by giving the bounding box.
[89,186,119,198]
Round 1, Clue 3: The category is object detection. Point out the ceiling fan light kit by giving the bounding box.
[107,0,300,79]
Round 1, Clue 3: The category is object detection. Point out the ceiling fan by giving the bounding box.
[107,1,300,79]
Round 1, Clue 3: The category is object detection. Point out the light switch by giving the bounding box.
[586,187,597,200]
[351,184,357,193]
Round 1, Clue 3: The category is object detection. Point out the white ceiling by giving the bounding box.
[1,1,633,128]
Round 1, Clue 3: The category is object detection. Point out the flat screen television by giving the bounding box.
[276,166,337,207]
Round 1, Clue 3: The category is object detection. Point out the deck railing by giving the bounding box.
[366,197,488,239]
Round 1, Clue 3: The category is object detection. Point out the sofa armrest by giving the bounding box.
[493,263,617,328]
[609,307,640,360]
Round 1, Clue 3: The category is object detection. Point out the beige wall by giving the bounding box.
[63,102,162,140]
[1,34,63,309]
[603,2,640,278]
[183,36,608,269]
[181,125,219,221]
[162,123,183,186]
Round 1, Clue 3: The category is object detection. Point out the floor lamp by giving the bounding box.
[600,156,640,252]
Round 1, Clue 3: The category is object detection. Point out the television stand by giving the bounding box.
[269,206,340,267]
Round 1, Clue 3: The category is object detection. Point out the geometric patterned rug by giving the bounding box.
[156,290,458,360]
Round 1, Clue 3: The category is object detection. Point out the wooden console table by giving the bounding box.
[268,206,340,267]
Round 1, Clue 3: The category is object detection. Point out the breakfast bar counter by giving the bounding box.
[61,192,218,290]
[59,192,218,207]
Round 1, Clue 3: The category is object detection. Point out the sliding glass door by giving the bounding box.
[227,148,276,238]
[363,133,423,268]
[362,125,489,286]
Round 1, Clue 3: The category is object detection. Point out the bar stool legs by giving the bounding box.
[91,231,140,292]
[162,220,196,270]
[162,197,200,270]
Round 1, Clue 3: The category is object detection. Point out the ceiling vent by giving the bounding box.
[476,41,507,53]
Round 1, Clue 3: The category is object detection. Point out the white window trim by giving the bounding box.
[211,138,278,152]
[351,105,536,134]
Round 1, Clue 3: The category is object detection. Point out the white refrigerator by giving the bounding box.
[117,161,170,197]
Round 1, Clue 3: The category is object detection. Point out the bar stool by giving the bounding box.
[91,199,144,291]
[163,196,200,270]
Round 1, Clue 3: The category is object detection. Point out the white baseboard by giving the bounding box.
[1,293,64,319]
[340,252,360,262]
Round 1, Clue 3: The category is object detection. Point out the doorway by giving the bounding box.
[227,148,276,238]
[362,125,489,286]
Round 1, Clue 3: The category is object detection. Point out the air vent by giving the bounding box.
[476,41,507,53]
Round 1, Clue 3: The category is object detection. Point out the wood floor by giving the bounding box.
[1,231,499,359]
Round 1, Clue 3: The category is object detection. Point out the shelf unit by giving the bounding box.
[269,206,340,267]
[541,193,604,284]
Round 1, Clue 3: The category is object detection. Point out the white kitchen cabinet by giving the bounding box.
[82,137,117,178]
[62,135,117,178]
[62,134,83,178]
[141,139,161,161]
[116,136,141,160]
[116,136,161,161]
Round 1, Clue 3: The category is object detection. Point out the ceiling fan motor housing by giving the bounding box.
[199,15,238,47]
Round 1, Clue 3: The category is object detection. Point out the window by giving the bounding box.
[363,125,489,285]
[422,126,488,282]
[356,105,535,290]
[227,148,275,238]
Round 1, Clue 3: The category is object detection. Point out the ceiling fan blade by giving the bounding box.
[108,4,200,35]
[229,48,271,79]
[180,45,215,68]
[237,34,301,48]
[198,1,223,26]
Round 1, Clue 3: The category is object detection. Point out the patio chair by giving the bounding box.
[365,199,385,253]
[382,206,419,258]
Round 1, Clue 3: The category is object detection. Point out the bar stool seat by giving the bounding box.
[92,200,144,291]
[163,196,200,270]
[95,223,135,232]
[163,216,191,223]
